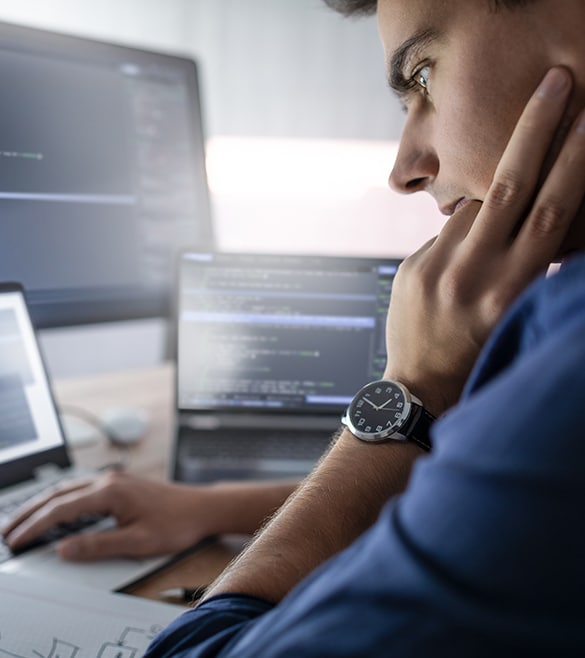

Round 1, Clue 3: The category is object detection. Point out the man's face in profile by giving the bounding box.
[379,0,582,235]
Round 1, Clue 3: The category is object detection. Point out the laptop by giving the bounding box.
[0,282,170,590]
[171,251,402,484]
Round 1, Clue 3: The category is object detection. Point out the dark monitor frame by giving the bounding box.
[0,20,214,329]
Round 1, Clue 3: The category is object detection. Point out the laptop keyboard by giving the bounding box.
[0,515,104,563]
[0,481,48,562]
[0,479,102,563]
[0,479,57,531]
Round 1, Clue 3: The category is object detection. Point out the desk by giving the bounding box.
[53,362,243,604]
[55,362,175,479]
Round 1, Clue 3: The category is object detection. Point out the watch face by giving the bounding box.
[345,380,411,441]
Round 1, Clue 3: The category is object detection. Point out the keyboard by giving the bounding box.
[0,479,57,521]
[0,478,103,564]
[0,515,104,563]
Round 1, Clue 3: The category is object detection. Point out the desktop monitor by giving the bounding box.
[0,20,214,330]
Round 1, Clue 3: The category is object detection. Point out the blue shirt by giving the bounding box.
[146,252,585,657]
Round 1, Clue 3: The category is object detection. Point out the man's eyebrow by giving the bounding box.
[388,28,439,97]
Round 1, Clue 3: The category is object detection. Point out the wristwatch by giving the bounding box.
[341,379,434,451]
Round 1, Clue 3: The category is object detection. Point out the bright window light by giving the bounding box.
[206,136,446,257]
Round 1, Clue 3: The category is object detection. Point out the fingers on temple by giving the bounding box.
[512,107,585,269]
[471,67,574,245]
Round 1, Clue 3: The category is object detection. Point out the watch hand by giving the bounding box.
[363,398,379,410]
[377,399,395,410]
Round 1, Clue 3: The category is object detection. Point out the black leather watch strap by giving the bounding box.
[404,404,434,452]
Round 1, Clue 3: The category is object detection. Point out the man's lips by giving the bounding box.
[440,197,472,216]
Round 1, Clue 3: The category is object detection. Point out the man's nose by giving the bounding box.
[388,124,438,195]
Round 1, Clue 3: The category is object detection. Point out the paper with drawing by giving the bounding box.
[0,572,183,658]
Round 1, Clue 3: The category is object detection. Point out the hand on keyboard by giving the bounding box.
[1,514,105,562]
[1,470,227,562]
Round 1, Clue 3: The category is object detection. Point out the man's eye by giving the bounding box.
[414,65,430,92]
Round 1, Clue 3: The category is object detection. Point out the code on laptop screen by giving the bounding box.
[177,252,401,413]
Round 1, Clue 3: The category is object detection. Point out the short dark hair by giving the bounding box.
[322,0,534,18]
[321,0,376,17]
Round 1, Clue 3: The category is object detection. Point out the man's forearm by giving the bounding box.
[204,429,422,603]
[200,479,300,537]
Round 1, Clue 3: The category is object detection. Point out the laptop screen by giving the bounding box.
[177,252,401,414]
[0,284,66,471]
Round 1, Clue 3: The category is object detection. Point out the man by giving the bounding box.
[4,0,585,655]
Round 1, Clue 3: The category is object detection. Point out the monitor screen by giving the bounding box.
[0,21,214,328]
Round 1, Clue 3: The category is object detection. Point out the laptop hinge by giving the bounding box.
[182,413,341,431]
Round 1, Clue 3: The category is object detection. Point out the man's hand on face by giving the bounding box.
[384,67,585,417]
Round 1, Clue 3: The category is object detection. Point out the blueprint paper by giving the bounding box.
[0,572,184,658]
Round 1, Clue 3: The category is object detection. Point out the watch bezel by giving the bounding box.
[342,379,418,443]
